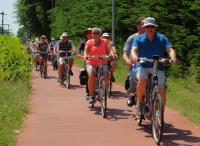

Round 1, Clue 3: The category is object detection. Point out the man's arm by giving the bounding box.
[123,52,131,66]
[131,47,138,64]
[166,48,177,64]
[83,45,89,58]
[123,35,134,66]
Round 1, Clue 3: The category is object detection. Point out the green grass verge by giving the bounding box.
[167,78,200,126]
[0,79,31,146]
[75,57,200,126]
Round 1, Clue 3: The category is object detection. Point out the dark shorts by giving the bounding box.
[40,54,48,62]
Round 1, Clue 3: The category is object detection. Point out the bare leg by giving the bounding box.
[88,72,95,96]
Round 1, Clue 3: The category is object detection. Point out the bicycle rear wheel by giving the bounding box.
[98,77,107,118]
[152,87,164,145]
[39,64,44,77]
[108,71,112,98]
[65,63,70,89]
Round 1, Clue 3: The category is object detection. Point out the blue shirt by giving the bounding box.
[132,32,172,68]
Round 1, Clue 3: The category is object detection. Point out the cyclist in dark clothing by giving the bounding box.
[77,28,92,99]
[77,28,93,56]
[38,35,49,78]
[57,32,76,83]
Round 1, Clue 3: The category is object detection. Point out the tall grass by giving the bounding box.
[167,78,200,126]
[0,34,31,146]
[0,80,30,146]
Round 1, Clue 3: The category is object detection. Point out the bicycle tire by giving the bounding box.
[44,67,47,79]
[152,87,164,145]
[108,71,112,98]
[40,64,43,77]
[98,77,107,118]
[65,63,70,89]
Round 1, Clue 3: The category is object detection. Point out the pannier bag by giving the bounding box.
[79,68,88,85]
[125,74,130,90]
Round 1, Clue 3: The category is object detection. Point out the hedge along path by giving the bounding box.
[16,65,200,146]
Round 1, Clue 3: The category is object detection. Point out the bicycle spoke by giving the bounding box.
[152,91,163,145]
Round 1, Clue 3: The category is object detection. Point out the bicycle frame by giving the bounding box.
[59,50,72,88]
[137,55,171,144]
[37,51,47,78]
[88,55,108,118]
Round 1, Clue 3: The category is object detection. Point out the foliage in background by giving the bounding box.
[16,0,53,38]
[16,0,200,82]
[0,35,31,81]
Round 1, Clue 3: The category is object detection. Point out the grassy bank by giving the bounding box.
[0,80,31,146]
[167,78,200,126]
[0,34,31,146]
[75,57,200,126]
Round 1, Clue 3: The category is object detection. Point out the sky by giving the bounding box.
[0,0,19,35]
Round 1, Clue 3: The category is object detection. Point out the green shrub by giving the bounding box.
[0,35,31,81]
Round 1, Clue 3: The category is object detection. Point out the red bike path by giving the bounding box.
[16,65,200,146]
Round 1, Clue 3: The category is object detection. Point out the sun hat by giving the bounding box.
[61,32,68,37]
[41,35,46,39]
[142,17,158,27]
[83,28,92,35]
[102,32,109,37]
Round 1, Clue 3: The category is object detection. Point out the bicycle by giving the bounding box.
[49,51,58,70]
[107,54,119,98]
[38,51,48,79]
[34,51,40,71]
[59,50,72,88]
[87,55,110,118]
[136,55,172,145]
[107,62,112,98]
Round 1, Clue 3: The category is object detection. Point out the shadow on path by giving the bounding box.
[89,105,133,121]
[136,122,200,146]
[110,90,127,100]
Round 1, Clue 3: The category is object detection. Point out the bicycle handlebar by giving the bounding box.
[137,57,173,64]
[59,50,72,56]
[85,55,112,60]
[35,51,47,54]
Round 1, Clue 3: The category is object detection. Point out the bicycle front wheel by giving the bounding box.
[152,87,164,145]
[108,71,112,98]
[98,77,107,118]
[65,63,70,89]
[39,64,44,77]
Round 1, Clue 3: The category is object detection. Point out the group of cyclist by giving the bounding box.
[26,16,177,121]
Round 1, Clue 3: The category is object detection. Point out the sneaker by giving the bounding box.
[70,70,73,76]
[127,95,136,107]
[84,93,90,100]
[89,96,95,104]
[136,102,143,118]
[57,77,61,83]
[111,74,115,82]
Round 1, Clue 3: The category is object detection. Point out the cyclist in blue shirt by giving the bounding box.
[131,17,177,119]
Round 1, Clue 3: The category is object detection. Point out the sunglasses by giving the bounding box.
[93,32,100,35]
[145,25,155,28]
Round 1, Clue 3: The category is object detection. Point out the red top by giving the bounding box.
[85,38,108,67]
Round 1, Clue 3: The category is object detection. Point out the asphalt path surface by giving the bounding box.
[16,65,200,146]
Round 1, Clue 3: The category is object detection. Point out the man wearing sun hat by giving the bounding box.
[38,35,49,78]
[57,32,76,84]
[131,17,177,119]
[77,28,93,56]
[102,32,118,83]
[76,28,93,99]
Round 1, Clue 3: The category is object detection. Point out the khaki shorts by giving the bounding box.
[137,68,166,86]
[86,64,108,74]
